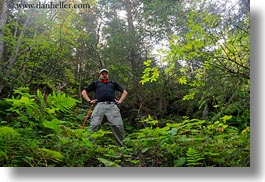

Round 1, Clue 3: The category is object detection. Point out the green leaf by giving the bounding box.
[178,76,187,85]
[141,147,150,153]
[221,115,233,123]
[143,60,152,66]
[43,119,64,133]
[97,158,121,167]
[183,92,195,100]
[174,157,186,167]
[39,148,64,162]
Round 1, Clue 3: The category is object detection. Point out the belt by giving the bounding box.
[98,101,115,104]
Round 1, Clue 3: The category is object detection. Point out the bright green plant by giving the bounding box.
[5,87,79,127]
[186,147,204,167]
[122,115,249,167]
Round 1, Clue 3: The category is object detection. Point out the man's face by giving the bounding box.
[100,72,109,80]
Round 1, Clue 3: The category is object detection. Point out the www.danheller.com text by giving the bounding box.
[14,1,91,9]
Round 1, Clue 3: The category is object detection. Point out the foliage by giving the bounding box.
[0,88,250,167]
[121,115,249,167]
[0,0,250,167]
[140,60,160,85]
[186,147,204,167]
[6,87,79,120]
[97,157,121,167]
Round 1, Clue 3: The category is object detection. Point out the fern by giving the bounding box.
[46,91,79,114]
[186,147,204,167]
[6,87,79,127]
[6,94,43,125]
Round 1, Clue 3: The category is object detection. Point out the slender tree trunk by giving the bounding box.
[125,0,143,108]
[0,0,8,65]
[0,0,9,95]
[5,12,30,78]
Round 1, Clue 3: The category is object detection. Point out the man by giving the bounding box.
[81,69,127,147]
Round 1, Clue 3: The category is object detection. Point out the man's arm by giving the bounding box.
[115,89,127,104]
[81,90,91,102]
[81,90,97,104]
[82,82,98,104]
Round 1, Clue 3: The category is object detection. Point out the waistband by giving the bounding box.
[97,101,115,104]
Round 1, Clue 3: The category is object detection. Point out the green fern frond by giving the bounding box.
[47,91,79,113]
[186,147,204,167]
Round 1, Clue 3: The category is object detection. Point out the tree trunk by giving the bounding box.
[0,0,9,95]
[125,0,143,108]
[0,10,31,95]
[5,12,30,78]
[0,0,9,64]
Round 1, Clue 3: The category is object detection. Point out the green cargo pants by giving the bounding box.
[89,102,124,147]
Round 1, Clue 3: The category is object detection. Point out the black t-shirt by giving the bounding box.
[84,80,124,102]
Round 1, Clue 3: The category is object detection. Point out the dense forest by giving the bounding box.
[0,0,250,167]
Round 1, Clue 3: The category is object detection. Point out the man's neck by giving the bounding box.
[100,79,108,83]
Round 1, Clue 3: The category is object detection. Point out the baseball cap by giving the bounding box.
[99,69,109,74]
